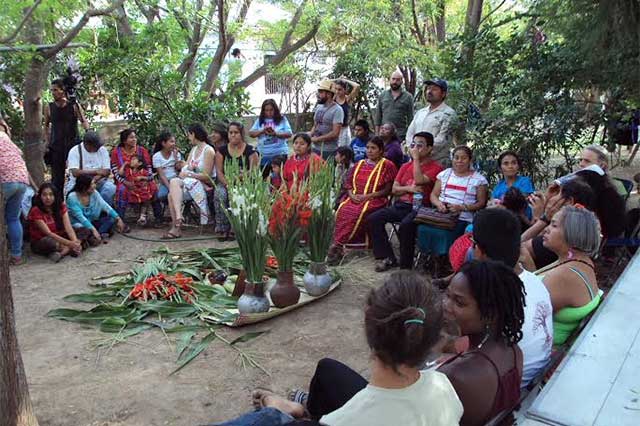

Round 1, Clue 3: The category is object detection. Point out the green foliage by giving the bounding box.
[79,24,250,152]
[331,44,383,123]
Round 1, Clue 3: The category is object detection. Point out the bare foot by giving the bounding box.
[252,390,305,418]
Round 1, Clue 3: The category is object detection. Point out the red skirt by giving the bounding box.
[126,180,157,203]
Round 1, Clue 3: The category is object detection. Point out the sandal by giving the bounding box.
[136,215,147,227]
[161,230,181,240]
[9,256,25,266]
[374,258,397,272]
[287,389,309,407]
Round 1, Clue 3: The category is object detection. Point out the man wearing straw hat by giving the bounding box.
[309,80,344,159]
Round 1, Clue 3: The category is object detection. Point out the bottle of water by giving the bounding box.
[413,192,423,211]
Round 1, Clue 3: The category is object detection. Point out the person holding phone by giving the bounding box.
[249,99,292,175]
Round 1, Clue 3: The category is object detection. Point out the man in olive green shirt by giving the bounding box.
[374,71,414,141]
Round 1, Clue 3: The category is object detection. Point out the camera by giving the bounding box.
[61,59,82,105]
[62,67,79,104]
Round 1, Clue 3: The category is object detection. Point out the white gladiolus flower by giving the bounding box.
[310,196,322,210]
[257,212,268,236]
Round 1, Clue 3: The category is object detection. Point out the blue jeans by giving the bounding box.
[97,179,116,206]
[93,215,116,234]
[157,183,169,201]
[208,407,294,426]
[2,182,27,257]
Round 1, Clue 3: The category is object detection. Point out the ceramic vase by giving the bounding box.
[237,281,270,314]
[270,270,300,308]
[303,261,332,296]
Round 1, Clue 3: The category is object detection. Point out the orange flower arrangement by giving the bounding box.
[268,184,312,272]
[129,273,195,303]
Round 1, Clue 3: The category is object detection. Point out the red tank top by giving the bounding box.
[440,346,521,423]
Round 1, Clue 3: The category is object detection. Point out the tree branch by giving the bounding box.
[232,19,320,91]
[410,0,426,46]
[0,0,44,44]
[478,0,508,27]
[201,0,252,94]
[43,0,126,59]
[134,0,160,24]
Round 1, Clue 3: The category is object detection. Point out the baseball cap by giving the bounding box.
[424,78,448,92]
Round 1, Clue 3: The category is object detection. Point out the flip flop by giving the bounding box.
[161,231,181,240]
[287,389,309,407]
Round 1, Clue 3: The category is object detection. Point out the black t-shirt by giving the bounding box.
[219,143,256,170]
[49,101,79,154]
[338,100,349,126]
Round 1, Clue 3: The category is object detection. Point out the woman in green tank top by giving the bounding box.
[538,205,602,345]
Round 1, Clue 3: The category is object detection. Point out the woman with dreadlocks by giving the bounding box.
[438,260,526,426]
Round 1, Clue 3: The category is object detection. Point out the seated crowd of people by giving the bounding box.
[211,141,626,426]
[0,76,633,426]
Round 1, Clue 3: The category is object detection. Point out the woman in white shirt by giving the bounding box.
[152,131,183,201]
[417,145,488,276]
[214,272,463,426]
[162,124,215,239]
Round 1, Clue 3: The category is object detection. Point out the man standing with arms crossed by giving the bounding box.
[406,78,458,165]
[374,71,414,142]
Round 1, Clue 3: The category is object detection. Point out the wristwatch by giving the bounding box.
[539,213,551,225]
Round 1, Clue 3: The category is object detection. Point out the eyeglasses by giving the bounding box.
[409,142,426,149]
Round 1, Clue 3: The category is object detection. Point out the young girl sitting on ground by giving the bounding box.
[28,182,83,262]
[213,271,463,426]
[119,154,158,226]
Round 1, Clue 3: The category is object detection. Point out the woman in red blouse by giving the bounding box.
[28,182,83,262]
[282,133,323,190]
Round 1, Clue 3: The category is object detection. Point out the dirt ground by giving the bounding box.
[11,156,639,426]
[11,228,381,426]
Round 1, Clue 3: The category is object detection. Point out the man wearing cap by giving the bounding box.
[64,130,115,205]
[374,71,414,140]
[406,78,458,164]
[309,80,344,159]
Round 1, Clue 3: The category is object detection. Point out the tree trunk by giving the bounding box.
[22,20,49,186]
[0,190,39,425]
[435,0,446,43]
[462,0,484,64]
[399,66,418,95]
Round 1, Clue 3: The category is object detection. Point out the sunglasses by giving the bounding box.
[409,142,426,149]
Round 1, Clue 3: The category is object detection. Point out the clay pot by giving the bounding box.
[232,270,247,297]
[303,261,332,296]
[237,281,270,314]
[269,270,300,308]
